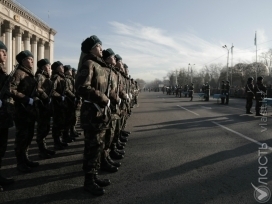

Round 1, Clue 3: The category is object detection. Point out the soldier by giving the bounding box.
[225,81,230,105]
[71,68,81,137]
[134,81,139,104]
[100,48,121,173]
[179,85,182,98]
[35,59,55,159]
[75,35,111,196]
[254,76,267,116]
[184,85,188,97]
[0,41,14,190]
[245,77,254,114]
[205,82,210,101]
[63,65,77,141]
[10,50,40,173]
[188,83,194,101]
[220,80,225,104]
[50,61,70,150]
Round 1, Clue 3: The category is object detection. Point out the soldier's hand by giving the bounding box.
[28,98,34,105]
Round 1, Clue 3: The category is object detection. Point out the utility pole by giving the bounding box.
[222,45,229,81]
[255,31,257,80]
[231,44,234,85]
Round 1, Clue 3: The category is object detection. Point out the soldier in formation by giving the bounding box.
[220,80,226,104]
[188,83,194,101]
[0,41,14,191]
[254,76,267,116]
[245,77,254,114]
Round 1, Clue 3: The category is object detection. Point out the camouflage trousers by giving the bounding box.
[103,120,117,158]
[82,128,106,173]
[36,109,51,145]
[13,113,35,157]
[0,128,9,166]
[52,105,66,138]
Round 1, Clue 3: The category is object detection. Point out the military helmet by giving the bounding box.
[226,80,230,83]
[257,76,263,81]
[248,76,254,81]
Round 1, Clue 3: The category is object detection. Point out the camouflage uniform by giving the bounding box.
[35,67,54,158]
[75,53,110,174]
[64,68,76,141]
[10,63,39,172]
[0,63,14,181]
[51,68,70,149]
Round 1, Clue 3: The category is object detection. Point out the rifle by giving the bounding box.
[0,64,19,100]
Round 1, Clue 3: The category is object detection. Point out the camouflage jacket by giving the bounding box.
[10,65,37,105]
[35,69,52,103]
[0,63,9,101]
[50,71,70,106]
[254,82,267,99]
[75,53,109,107]
[118,71,127,100]
[65,74,75,98]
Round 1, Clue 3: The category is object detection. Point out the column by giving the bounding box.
[44,42,50,60]
[14,26,23,55]
[31,35,38,73]
[0,17,3,42]
[12,37,15,67]
[23,31,31,51]
[37,38,45,60]
[4,20,14,74]
[49,29,55,63]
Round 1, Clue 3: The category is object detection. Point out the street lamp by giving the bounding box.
[222,45,230,81]
[188,63,195,83]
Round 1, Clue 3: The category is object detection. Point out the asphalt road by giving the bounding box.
[1,92,272,204]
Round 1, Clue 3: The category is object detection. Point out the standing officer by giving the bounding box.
[35,59,55,159]
[254,76,267,116]
[220,80,226,104]
[63,65,77,141]
[75,35,111,196]
[245,77,254,114]
[205,82,210,101]
[10,50,40,173]
[0,41,14,190]
[225,81,230,105]
[50,61,70,150]
[188,83,194,101]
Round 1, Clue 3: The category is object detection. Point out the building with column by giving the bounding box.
[0,0,56,74]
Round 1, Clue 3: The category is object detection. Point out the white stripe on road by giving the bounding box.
[212,121,272,151]
[200,106,212,109]
[177,105,199,116]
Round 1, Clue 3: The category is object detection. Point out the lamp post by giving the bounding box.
[188,63,195,83]
[222,45,230,81]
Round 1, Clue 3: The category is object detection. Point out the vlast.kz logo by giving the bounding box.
[252,183,271,203]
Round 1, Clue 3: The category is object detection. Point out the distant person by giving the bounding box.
[245,77,254,114]
[254,76,267,116]
[189,83,194,101]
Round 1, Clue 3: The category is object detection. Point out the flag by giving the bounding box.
[254,32,256,46]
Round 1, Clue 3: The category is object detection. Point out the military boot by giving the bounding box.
[38,143,51,159]
[116,142,125,150]
[16,154,31,173]
[118,140,126,146]
[106,156,121,167]
[246,109,253,114]
[0,184,3,192]
[119,135,128,143]
[62,130,74,143]
[70,126,80,138]
[84,173,105,196]
[116,149,125,155]
[53,137,65,150]
[94,174,111,187]
[24,152,39,168]
[109,150,124,160]
[100,157,118,173]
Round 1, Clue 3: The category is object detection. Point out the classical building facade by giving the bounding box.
[0,0,56,73]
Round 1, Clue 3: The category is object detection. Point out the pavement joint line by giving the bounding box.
[212,121,272,151]
[177,105,200,116]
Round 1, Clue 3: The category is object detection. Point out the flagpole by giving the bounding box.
[255,31,257,80]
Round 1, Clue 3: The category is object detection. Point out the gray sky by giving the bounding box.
[15,0,272,81]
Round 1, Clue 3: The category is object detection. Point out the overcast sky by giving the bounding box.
[15,0,272,82]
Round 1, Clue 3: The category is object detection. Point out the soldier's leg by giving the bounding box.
[226,95,229,104]
[36,112,54,159]
[0,128,14,188]
[83,128,109,196]
[255,99,262,116]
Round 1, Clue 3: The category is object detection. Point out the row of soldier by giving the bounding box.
[164,84,194,101]
[0,35,140,196]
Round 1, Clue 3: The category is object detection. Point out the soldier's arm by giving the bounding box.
[65,79,75,98]
[75,60,108,107]
[9,70,29,104]
[51,77,62,100]
[36,74,49,100]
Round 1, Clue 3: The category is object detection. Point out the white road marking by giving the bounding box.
[177,105,200,116]
[200,106,212,109]
[212,121,272,151]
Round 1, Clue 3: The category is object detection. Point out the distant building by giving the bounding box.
[0,0,56,73]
